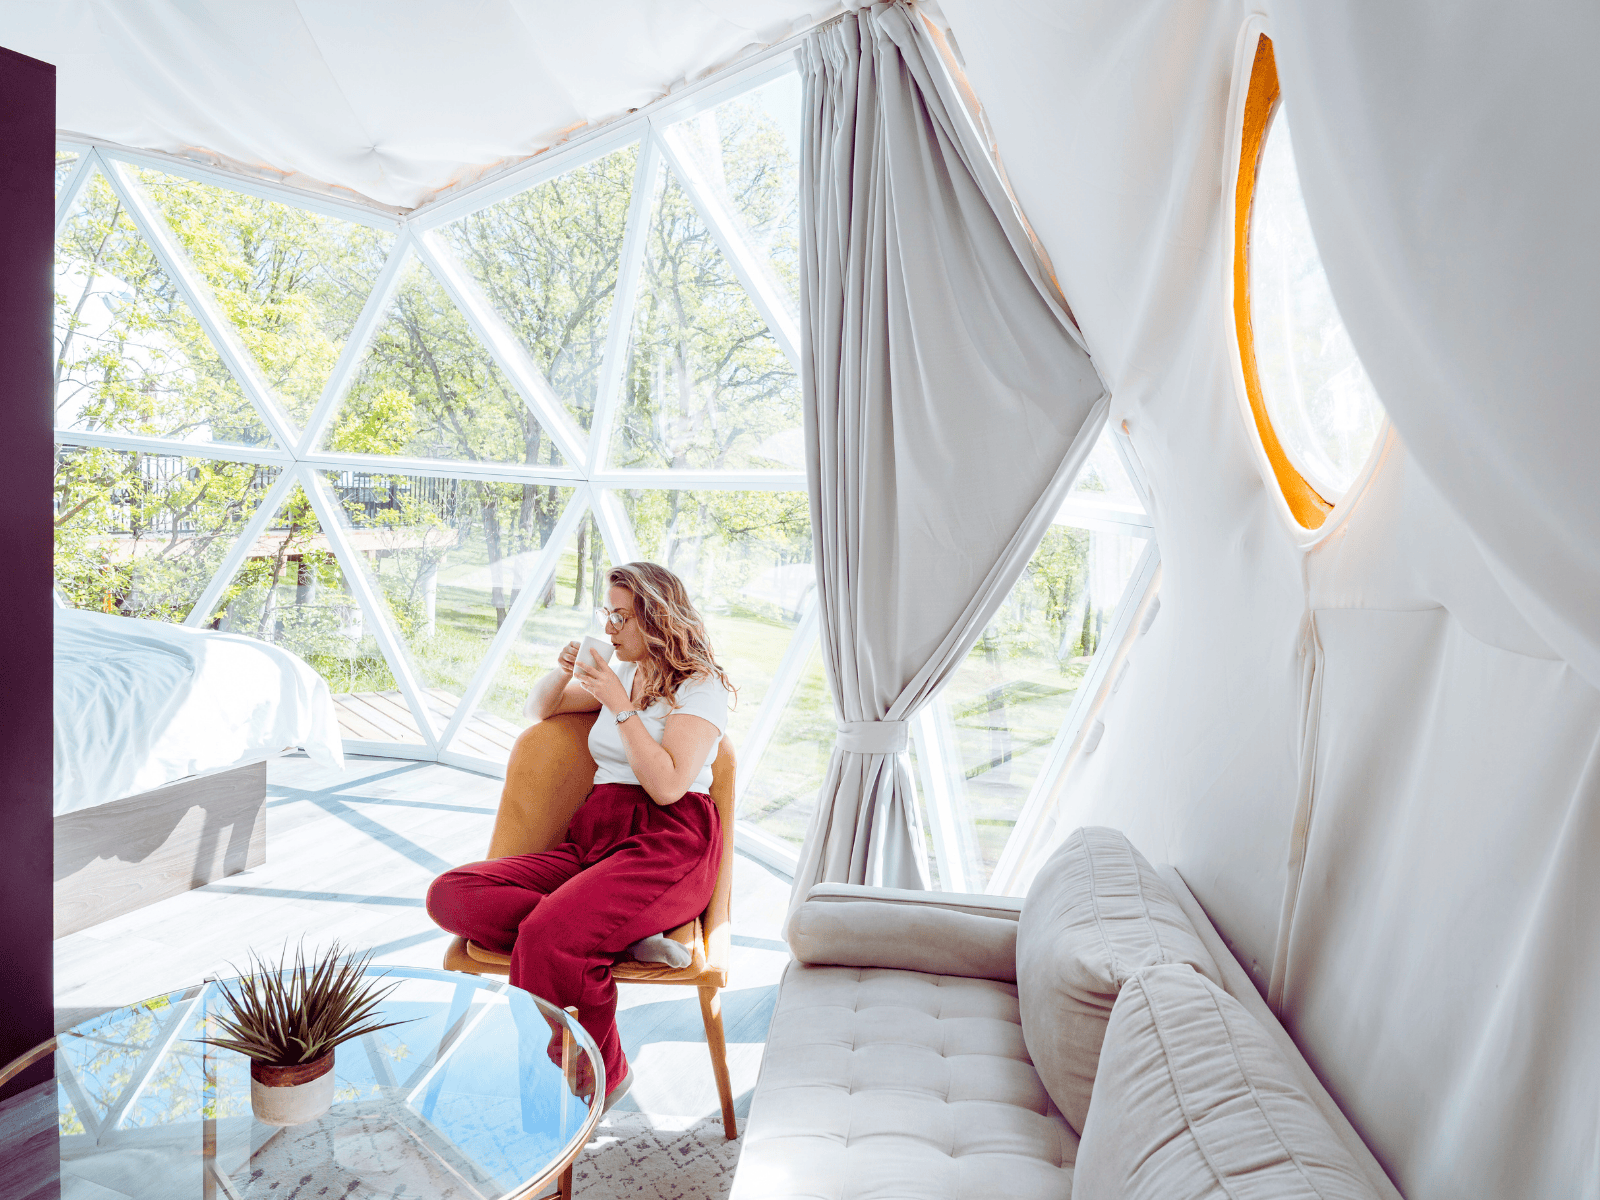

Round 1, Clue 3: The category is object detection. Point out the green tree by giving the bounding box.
[440,145,638,432]
[218,485,397,694]
[611,167,801,471]
[136,166,394,428]
[53,446,275,621]
[54,174,270,445]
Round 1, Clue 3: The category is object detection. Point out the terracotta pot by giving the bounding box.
[250,1052,335,1126]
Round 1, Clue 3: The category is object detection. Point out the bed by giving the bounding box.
[53,608,344,937]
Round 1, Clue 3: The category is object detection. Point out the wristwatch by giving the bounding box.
[615,709,639,725]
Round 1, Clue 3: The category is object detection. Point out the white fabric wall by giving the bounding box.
[1269,4,1600,693]
[0,0,837,208]
[940,2,1600,1197]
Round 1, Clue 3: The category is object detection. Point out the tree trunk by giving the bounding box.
[984,635,1010,785]
[572,520,588,608]
[482,496,506,629]
[590,520,606,605]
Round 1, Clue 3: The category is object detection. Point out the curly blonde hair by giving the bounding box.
[608,562,736,712]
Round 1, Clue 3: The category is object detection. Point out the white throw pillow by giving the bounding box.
[1015,826,1222,1133]
[1073,964,1380,1199]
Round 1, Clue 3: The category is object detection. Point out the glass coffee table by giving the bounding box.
[0,966,603,1200]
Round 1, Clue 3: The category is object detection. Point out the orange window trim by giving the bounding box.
[1233,34,1332,529]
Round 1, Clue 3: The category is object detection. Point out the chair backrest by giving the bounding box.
[486,710,737,938]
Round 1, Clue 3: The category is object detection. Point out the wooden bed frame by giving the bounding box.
[53,761,269,939]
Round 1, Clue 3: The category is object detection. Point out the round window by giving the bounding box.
[1233,33,1387,528]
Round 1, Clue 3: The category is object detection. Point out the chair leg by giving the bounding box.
[559,1009,581,1199]
[698,985,738,1140]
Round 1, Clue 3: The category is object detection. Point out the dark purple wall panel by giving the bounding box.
[0,43,56,1102]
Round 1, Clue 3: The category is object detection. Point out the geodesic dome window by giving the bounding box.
[48,53,1158,890]
[1233,32,1388,529]
[50,62,813,793]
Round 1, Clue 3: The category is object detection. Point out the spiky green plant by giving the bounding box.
[196,941,412,1067]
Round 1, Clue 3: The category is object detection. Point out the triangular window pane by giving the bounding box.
[54,169,276,447]
[445,514,612,765]
[606,165,801,470]
[56,148,79,196]
[931,522,1149,889]
[52,444,280,623]
[209,484,417,744]
[665,72,801,315]
[316,469,576,736]
[621,488,812,751]
[323,253,566,467]
[437,143,638,433]
[1065,427,1147,518]
[135,166,396,431]
[737,638,830,846]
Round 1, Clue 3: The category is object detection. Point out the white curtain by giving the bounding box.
[791,2,1107,901]
[1269,3,1600,691]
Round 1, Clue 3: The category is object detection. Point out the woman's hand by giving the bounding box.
[524,641,602,720]
[572,648,632,713]
[556,640,580,676]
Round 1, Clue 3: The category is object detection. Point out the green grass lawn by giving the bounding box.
[366,534,808,758]
[940,651,1088,885]
[736,643,833,844]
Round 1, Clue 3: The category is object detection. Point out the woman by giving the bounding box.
[426,562,734,1110]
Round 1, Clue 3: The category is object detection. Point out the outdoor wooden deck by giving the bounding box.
[332,688,523,760]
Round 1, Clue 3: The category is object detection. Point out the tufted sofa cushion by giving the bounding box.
[1015,827,1223,1134]
[1072,964,1380,1199]
[730,964,1078,1200]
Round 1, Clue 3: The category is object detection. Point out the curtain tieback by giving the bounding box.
[836,720,909,754]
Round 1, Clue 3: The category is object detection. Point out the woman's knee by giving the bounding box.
[425,866,481,931]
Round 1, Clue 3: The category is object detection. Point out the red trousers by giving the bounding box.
[426,783,720,1092]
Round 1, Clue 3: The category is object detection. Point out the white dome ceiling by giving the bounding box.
[0,0,837,209]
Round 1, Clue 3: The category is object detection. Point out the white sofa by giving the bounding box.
[730,828,1403,1200]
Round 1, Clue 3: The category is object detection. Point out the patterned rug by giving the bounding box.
[572,1111,743,1199]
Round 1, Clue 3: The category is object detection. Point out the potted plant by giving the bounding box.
[198,941,410,1126]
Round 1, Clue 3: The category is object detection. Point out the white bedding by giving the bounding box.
[54,609,345,817]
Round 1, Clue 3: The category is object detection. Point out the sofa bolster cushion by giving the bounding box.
[1073,964,1379,1199]
[787,900,1019,982]
[804,881,1025,921]
[1016,827,1222,1133]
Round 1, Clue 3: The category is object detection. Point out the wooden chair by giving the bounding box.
[441,710,740,1139]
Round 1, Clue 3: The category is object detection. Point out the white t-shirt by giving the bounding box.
[587,662,731,793]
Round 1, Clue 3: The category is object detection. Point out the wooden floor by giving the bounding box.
[333,689,525,762]
[52,752,795,1130]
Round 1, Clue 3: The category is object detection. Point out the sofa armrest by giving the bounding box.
[803,882,1025,921]
[786,898,1018,982]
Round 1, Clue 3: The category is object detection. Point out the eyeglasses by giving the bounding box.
[595,606,633,632]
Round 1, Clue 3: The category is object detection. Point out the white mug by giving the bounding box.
[577,633,616,668]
